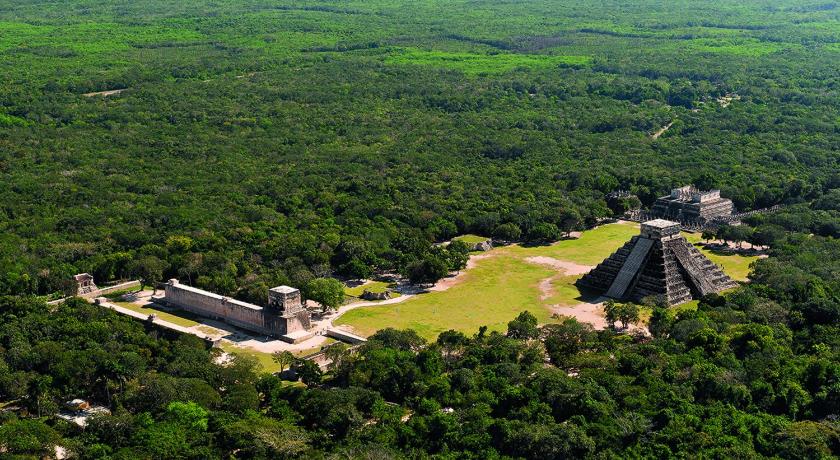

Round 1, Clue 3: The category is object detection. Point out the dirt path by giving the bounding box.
[651,121,673,139]
[538,277,555,300]
[523,255,649,334]
[82,89,126,97]
[551,301,608,329]
[525,256,593,275]
[524,256,594,302]
[550,299,648,334]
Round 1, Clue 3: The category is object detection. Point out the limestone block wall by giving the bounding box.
[164,281,277,336]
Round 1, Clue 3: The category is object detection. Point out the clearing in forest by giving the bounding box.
[344,280,400,298]
[335,221,759,340]
[385,49,591,75]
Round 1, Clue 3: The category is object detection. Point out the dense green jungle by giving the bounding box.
[0,0,838,458]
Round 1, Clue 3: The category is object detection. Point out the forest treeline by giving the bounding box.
[1,0,839,301]
[0,212,837,458]
[0,2,839,455]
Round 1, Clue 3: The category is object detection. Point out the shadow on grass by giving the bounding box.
[519,240,554,248]
[574,287,605,303]
[694,242,766,257]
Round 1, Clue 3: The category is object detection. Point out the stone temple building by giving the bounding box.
[74,273,98,295]
[576,219,737,305]
[651,185,734,222]
[163,280,313,343]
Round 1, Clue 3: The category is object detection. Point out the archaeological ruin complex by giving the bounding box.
[576,219,737,305]
[651,185,734,223]
[162,280,313,343]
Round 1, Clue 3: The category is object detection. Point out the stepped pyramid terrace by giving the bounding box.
[576,219,738,305]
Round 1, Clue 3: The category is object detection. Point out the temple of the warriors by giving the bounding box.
[163,279,313,343]
[651,185,734,222]
[576,219,737,305]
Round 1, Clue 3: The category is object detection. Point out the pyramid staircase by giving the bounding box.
[576,220,737,305]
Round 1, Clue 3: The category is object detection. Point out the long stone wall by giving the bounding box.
[164,280,278,336]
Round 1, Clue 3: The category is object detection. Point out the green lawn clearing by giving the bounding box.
[385,49,591,75]
[683,232,758,281]
[335,221,758,340]
[505,221,639,265]
[337,253,559,340]
[112,301,200,328]
[453,234,491,244]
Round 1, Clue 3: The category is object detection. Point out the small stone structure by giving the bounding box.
[163,279,313,343]
[651,185,734,222]
[471,239,493,252]
[361,290,391,301]
[74,273,98,295]
[576,219,737,305]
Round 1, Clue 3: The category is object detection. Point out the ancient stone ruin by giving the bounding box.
[651,185,734,222]
[73,273,98,295]
[361,290,391,301]
[163,280,313,343]
[576,219,737,305]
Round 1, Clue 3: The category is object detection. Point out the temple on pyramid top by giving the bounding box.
[576,219,737,305]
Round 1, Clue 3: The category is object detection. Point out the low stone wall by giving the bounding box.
[326,328,368,345]
[48,280,141,305]
[85,280,141,298]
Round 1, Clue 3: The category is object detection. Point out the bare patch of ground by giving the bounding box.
[537,276,556,300]
[550,298,648,334]
[717,93,740,108]
[82,89,126,97]
[651,121,673,139]
[525,256,593,301]
[551,301,608,329]
[525,256,593,275]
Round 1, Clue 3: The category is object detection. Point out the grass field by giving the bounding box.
[506,221,639,265]
[112,301,201,328]
[453,234,491,244]
[683,232,759,281]
[338,254,558,339]
[336,221,759,340]
[337,222,637,339]
[385,49,591,75]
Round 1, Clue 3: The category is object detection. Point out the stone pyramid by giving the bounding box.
[576,219,738,305]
